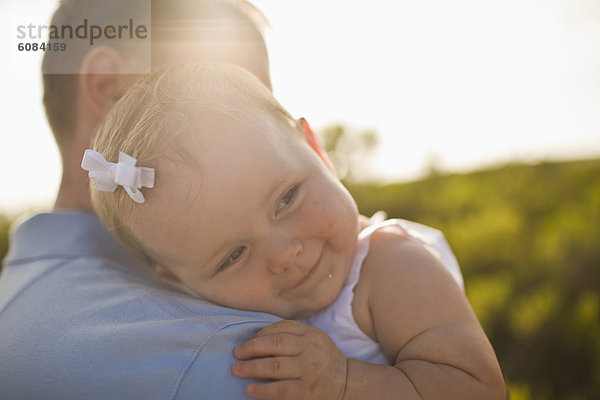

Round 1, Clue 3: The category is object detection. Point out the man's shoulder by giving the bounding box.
[0,255,277,399]
[0,212,278,399]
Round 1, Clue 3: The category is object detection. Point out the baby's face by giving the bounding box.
[140,113,360,319]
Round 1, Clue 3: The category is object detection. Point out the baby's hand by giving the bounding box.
[233,320,347,400]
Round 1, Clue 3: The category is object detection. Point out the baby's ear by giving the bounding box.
[298,118,335,174]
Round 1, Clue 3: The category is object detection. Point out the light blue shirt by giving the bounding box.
[0,212,279,399]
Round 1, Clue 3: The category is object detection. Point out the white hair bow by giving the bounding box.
[81,149,155,203]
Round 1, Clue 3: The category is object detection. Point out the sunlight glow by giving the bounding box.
[1,0,600,213]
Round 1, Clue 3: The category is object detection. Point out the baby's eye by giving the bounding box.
[217,246,246,271]
[275,185,298,214]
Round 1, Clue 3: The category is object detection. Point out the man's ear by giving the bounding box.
[79,46,136,119]
[298,118,335,174]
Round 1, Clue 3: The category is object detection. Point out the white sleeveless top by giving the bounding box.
[302,218,464,365]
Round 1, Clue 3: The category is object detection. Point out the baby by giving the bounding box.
[85,63,505,399]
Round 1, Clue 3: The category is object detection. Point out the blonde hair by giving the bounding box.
[92,63,295,266]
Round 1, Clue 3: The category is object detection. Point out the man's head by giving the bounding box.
[43,0,270,164]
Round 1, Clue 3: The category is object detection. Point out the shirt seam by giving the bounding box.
[4,254,93,266]
[169,319,273,400]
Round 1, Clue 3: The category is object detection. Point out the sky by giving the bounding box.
[1,0,600,214]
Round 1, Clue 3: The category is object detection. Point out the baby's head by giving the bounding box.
[91,64,359,318]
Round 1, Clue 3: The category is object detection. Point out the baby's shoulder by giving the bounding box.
[352,226,453,345]
[351,227,414,341]
[360,226,444,289]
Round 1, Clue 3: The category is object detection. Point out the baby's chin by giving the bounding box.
[285,285,347,320]
[275,302,326,320]
[282,309,315,321]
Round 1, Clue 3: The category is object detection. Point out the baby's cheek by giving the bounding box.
[312,191,357,242]
[304,195,336,229]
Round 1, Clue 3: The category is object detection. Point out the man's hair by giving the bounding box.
[91,63,294,266]
[42,0,269,152]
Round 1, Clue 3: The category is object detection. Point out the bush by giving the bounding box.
[348,159,600,399]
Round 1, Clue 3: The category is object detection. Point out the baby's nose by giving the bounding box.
[267,237,303,274]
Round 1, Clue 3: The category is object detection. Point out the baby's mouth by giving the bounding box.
[292,250,323,289]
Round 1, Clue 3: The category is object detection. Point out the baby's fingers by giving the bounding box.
[246,379,306,400]
[235,332,303,360]
[232,356,302,380]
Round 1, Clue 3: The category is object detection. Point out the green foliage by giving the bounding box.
[319,123,378,181]
[347,158,600,400]
[0,214,12,270]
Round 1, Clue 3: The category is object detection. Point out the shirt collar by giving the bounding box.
[4,211,142,270]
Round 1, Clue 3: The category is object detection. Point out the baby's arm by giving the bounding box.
[233,230,505,399]
[341,229,505,399]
